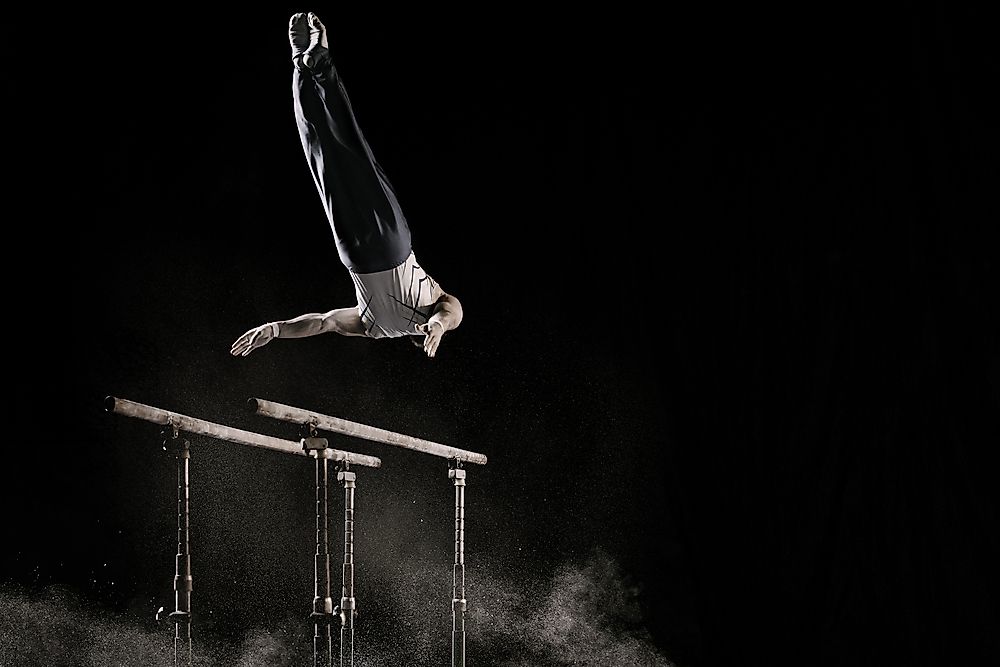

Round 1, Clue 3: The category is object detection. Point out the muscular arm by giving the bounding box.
[415,293,463,358]
[275,308,366,338]
[428,293,463,333]
[230,308,364,357]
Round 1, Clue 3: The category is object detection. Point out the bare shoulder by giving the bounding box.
[433,291,464,330]
[435,291,462,307]
[429,277,447,303]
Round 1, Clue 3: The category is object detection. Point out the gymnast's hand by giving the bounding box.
[416,320,445,358]
[230,323,277,357]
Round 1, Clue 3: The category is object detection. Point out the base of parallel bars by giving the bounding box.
[452,631,466,667]
[172,616,192,667]
[311,613,334,667]
[339,598,355,667]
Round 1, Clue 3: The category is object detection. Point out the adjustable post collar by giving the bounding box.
[310,609,336,624]
[301,420,331,454]
[311,595,335,618]
[301,437,329,452]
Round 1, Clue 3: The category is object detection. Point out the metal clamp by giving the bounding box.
[302,436,330,452]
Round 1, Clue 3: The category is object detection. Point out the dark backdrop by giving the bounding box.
[8,5,998,667]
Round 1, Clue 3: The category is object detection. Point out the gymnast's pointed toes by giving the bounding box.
[306,12,325,31]
[306,12,329,50]
[288,12,311,59]
[300,12,330,70]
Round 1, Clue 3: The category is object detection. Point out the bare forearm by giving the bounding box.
[273,308,364,338]
[232,308,361,357]
[272,313,329,338]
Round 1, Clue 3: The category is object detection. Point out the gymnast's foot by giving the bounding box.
[301,12,329,70]
[288,13,310,67]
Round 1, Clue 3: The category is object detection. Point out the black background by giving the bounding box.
[8,5,998,666]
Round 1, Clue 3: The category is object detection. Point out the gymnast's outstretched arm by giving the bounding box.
[230,308,366,357]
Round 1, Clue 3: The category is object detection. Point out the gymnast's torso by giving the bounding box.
[349,252,444,338]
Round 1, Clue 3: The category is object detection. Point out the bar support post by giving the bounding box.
[449,461,467,667]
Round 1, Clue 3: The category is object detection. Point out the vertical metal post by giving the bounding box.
[449,461,467,667]
[338,466,357,667]
[305,435,334,667]
[160,424,192,667]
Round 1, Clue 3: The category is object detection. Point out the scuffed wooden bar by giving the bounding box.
[248,398,487,465]
[105,397,381,468]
